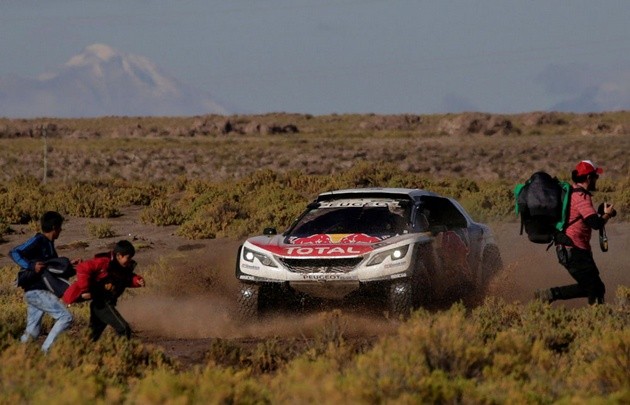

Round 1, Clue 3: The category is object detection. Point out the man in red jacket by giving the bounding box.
[535,160,616,305]
[63,240,144,341]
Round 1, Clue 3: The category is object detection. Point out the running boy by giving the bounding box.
[63,240,145,341]
[10,211,73,352]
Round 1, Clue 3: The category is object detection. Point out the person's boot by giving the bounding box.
[534,288,554,304]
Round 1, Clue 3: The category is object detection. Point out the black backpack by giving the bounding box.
[514,171,574,246]
[40,257,76,298]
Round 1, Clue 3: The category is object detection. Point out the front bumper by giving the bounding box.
[236,241,418,300]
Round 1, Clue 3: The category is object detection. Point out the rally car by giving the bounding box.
[235,187,503,319]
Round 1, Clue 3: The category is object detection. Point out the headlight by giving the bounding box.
[366,245,410,266]
[242,246,278,268]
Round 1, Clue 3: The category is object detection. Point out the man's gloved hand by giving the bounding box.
[597,202,617,218]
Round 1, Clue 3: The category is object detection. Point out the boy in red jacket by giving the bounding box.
[63,240,144,341]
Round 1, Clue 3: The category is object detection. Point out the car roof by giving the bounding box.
[316,187,440,203]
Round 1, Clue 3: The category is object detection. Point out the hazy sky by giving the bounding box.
[2,0,630,115]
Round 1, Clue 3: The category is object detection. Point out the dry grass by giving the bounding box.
[1,112,629,183]
[1,112,629,403]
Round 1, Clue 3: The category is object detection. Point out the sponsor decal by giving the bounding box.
[301,273,358,281]
[241,263,260,271]
[285,246,368,256]
[319,201,400,208]
[291,234,333,244]
[338,233,381,244]
[251,241,374,257]
[384,261,408,269]
[290,233,382,245]
[239,275,256,281]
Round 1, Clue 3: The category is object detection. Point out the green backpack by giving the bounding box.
[514,171,573,245]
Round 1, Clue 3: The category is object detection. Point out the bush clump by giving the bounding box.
[1,164,629,240]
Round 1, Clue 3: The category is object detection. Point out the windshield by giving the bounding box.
[288,200,409,237]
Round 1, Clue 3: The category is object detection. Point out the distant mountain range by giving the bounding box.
[0,44,228,118]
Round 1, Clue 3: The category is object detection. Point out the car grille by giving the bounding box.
[279,257,364,274]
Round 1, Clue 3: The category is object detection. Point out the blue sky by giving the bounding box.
[2,0,630,115]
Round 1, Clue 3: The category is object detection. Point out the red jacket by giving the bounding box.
[565,187,597,251]
[63,255,144,304]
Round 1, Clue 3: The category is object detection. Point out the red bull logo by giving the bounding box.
[291,233,381,245]
[292,234,333,244]
[339,233,381,244]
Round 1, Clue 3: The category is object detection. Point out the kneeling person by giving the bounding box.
[63,240,145,341]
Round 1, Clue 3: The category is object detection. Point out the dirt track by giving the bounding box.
[121,220,630,367]
[2,208,628,368]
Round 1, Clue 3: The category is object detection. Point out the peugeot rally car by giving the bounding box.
[236,188,503,319]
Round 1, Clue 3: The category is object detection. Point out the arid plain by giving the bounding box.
[1,111,629,366]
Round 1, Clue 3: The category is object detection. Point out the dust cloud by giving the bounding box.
[120,222,629,339]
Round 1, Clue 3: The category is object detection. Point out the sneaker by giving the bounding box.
[534,289,554,303]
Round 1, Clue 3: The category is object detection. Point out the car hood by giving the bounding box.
[247,233,413,258]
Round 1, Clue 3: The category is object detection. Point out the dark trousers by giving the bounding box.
[89,300,132,341]
[553,246,605,305]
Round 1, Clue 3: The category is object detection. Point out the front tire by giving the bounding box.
[411,260,432,309]
[237,283,260,321]
[467,245,503,307]
[388,280,413,320]
[479,245,503,288]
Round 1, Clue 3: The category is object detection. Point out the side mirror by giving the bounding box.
[263,227,277,235]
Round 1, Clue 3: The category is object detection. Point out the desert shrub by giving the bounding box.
[282,169,336,197]
[471,296,524,341]
[176,216,217,239]
[176,174,300,239]
[609,176,630,221]
[519,303,581,353]
[2,167,628,240]
[86,221,116,238]
[0,266,25,344]
[176,193,241,239]
[311,310,348,352]
[140,198,185,226]
[127,366,269,404]
[0,290,629,402]
[617,285,630,307]
[0,176,45,223]
[0,335,173,403]
[111,179,164,206]
[269,354,345,404]
[570,328,630,395]
[460,181,515,222]
[205,338,250,369]
[475,329,561,403]
[337,161,420,189]
[61,183,121,218]
[239,184,306,231]
[247,338,300,374]
[0,218,9,241]
[171,167,629,239]
[341,304,488,403]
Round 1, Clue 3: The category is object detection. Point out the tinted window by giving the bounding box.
[289,202,409,236]
[420,196,468,229]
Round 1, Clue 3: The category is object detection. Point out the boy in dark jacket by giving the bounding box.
[63,240,145,341]
[10,211,73,352]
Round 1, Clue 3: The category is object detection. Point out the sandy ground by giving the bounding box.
[1,208,628,365]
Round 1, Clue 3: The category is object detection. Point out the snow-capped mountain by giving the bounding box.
[0,44,228,118]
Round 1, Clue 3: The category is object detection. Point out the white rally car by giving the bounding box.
[236,188,502,319]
